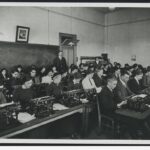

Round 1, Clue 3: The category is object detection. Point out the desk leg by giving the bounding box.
[141,121,150,139]
[82,104,89,138]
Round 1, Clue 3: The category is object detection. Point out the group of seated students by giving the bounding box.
[0,56,150,118]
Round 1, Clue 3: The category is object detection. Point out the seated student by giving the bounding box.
[142,66,150,87]
[103,64,109,75]
[70,65,78,75]
[16,65,25,82]
[0,83,7,104]
[61,70,69,90]
[99,76,126,116]
[79,63,84,72]
[114,70,133,103]
[82,69,96,90]
[10,69,22,88]
[46,73,63,102]
[68,72,82,90]
[0,68,10,87]
[68,65,79,82]
[29,68,40,85]
[93,66,106,88]
[113,66,121,80]
[126,66,133,77]
[41,69,53,84]
[88,63,95,72]
[79,63,88,79]
[39,66,47,81]
[13,76,35,111]
[93,57,101,68]
[127,69,143,94]
[51,65,58,74]
[82,69,102,93]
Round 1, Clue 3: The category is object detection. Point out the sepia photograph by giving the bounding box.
[0,3,150,145]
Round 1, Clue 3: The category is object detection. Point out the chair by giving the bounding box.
[96,97,116,136]
[83,89,102,133]
[97,93,121,137]
[84,88,118,136]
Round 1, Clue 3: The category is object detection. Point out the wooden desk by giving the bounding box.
[115,108,150,138]
[115,108,150,120]
[0,104,88,138]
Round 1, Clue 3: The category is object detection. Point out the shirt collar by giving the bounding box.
[134,76,139,84]
[120,79,126,87]
[107,85,113,92]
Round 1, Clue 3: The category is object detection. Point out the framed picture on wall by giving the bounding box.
[16,26,30,43]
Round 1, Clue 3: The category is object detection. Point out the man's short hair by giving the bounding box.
[95,66,103,72]
[120,69,129,77]
[134,69,143,76]
[106,75,117,84]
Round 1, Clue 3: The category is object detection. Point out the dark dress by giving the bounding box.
[93,73,106,87]
[10,77,22,87]
[13,87,35,111]
[46,82,63,102]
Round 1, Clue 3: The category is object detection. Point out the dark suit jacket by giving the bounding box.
[127,78,142,94]
[114,80,133,103]
[93,61,101,68]
[53,57,68,73]
[99,86,117,115]
[46,82,63,102]
[93,73,105,87]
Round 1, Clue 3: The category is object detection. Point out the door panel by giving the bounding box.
[62,46,74,67]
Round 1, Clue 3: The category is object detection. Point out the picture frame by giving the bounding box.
[16,26,30,43]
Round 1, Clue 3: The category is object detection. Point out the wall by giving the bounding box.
[0,7,105,65]
[105,8,150,67]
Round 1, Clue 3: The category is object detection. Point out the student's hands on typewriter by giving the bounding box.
[117,100,127,108]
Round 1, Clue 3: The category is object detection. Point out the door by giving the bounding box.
[62,46,74,67]
[59,33,77,67]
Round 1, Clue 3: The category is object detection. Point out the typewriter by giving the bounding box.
[29,96,55,118]
[61,89,84,107]
[0,102,21,130]
[141,87,150,95]
[84,88,97,102]
[125,94,150,112]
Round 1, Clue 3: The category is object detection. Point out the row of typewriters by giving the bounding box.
[1,87,150,131]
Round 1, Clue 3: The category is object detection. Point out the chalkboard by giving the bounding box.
[0,41,59,70]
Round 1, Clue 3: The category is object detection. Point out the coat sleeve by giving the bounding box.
[46,84,53,96]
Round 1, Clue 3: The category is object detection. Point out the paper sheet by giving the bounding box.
[0,101,14,108]
[18,112,36,123]
[132,94,147,99]
[53,103,69,110]
[96,87,102,93]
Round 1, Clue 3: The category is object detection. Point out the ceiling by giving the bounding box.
[93,7,121,13]
[40,7,121,14]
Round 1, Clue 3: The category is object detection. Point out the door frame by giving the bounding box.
[59,32,77,65]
